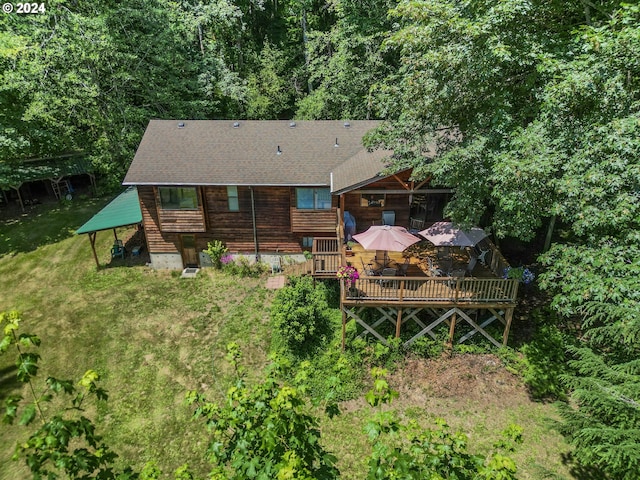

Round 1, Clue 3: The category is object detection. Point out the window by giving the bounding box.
[361,193,385,208]
[227,186,239,211]
[158,187,198,209]
[302,237,313,248]
[296,188,331,210]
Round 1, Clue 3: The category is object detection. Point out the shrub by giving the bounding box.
[204,240,228,269]
[222,256,268,277]
[270,276,332,357]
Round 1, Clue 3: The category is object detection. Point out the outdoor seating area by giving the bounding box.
[312,221,518,349]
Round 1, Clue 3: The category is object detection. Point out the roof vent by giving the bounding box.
[232,121,240,128]
[289,121,296,128]
[177,122,185,128]
[343,121,351,128]
[276,145,282,155]
[334,137,339,147]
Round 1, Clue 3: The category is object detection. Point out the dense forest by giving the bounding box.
[1,0,639,478]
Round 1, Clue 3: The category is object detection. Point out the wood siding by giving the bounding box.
[138,186,180,253]
[139,185,341,254]
[290,208,337,232]
[344,193,410,232]
[155,188,206,233]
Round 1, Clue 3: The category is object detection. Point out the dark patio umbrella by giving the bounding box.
[418,221,487,247]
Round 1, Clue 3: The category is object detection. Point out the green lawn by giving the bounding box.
[0,198,575,479]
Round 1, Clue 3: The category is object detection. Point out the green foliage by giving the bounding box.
[519,310,569,400]
[364,1,640,476]
[270,276,333,357]
[221,255,269,277]
[363,368,523,479]
[186,343,340,479]
[204,240,228,269]
[0,310,136,479]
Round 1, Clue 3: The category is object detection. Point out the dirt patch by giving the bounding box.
[388,354,525,405]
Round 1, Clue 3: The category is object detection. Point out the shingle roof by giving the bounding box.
[122,120,389,190]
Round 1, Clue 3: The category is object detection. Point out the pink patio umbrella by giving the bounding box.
[352,225,421,252]
[418,221,487,247]
[352,225,421,269]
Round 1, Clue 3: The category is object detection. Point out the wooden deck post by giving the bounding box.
[88,232,100,269]
[502,307,514,346]
[448,310,457,346]
[395,308,403,338]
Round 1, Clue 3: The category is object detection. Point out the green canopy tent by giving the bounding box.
[76,187,143,268]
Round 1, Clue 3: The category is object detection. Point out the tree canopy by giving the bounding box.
[2,0,640,477]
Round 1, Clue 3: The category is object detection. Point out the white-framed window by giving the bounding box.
[227,186,239,211]
[296,188,331,209]
[360,193,385,207]
[158,187,198,209]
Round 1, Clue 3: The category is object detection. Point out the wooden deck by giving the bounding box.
[311,236,519,348]
[343,276,518,306]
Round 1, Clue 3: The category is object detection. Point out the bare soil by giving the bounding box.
[389,353,523,402]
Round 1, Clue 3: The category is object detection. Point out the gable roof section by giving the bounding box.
[123,120,387,188]
[330,147,391,194]
[76,187,142,234]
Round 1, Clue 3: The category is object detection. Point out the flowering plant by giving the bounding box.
[502,266,535,284]
[220,253,234,265]
[336,265,359,288]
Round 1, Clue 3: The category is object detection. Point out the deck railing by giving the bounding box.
[483,239,511,278]
[342,276,519,304]
[312,237,342,276]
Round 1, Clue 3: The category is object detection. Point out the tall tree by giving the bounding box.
[365,1,640,477]
[0,0,244,180]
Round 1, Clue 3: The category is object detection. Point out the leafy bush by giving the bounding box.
[186,344,340,479]
[204,240,228,269]
[222,255,268,277]
[270,276,332,357]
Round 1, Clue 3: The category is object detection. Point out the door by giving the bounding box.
[181,235,199,267]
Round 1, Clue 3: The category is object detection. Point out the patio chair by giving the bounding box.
[373,250,390,268]
[474,244,490,265]
[360,258,378,277]
[397,257,410,276]
[426,257,443,277]
[381,210,395,226]
[466,256,478,276]
[378,268,398,288]
[111,242,125,259]
[271,256,282,274]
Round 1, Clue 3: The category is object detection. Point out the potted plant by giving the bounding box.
[336,265,360,295]
[345,241,356,256]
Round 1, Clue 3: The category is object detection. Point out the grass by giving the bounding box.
[0,197,575,479]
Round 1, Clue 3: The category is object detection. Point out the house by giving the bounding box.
[123,119,519,349]
[123,120,452,270]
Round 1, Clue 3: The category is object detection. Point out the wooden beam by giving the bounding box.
[395,308,403,338]
[391,174,411,190]
[88,232,100,269]
[353,188,454,195]
[503,308,515,346]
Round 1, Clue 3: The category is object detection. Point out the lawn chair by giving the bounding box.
[111,242,125,259]
[271,256,282,274]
